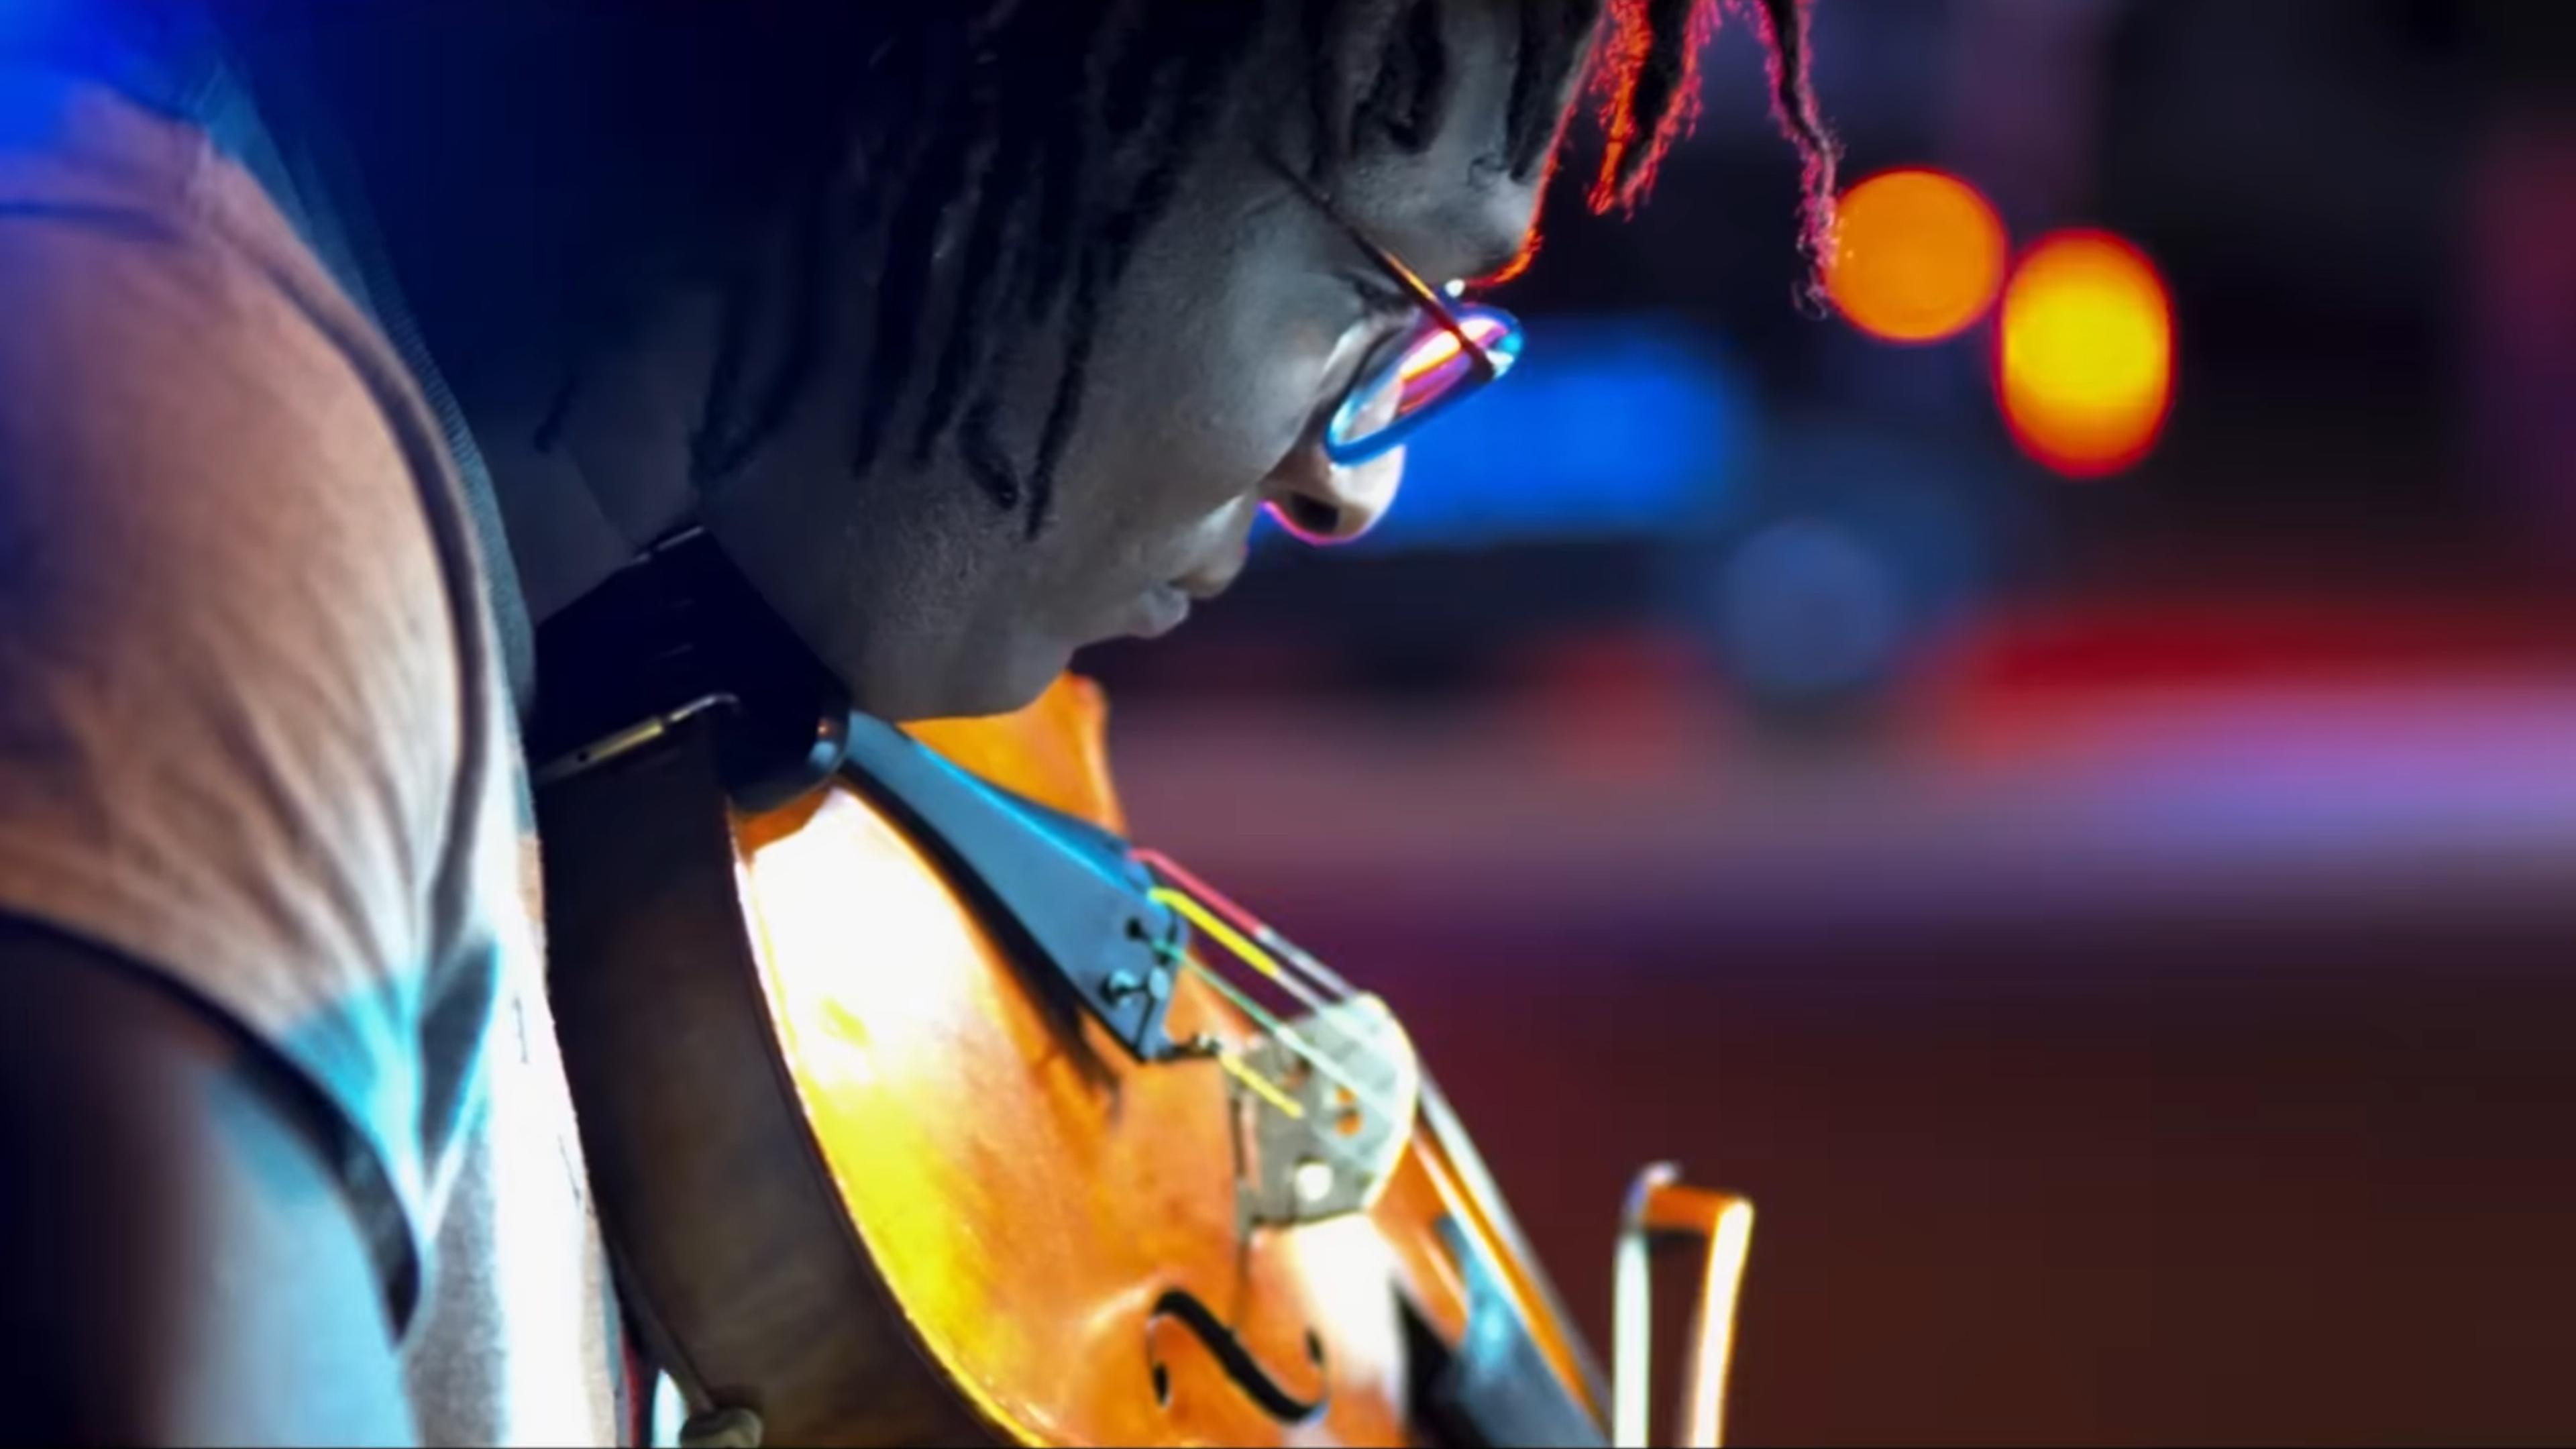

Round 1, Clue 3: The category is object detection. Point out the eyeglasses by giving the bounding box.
[1275,166,1525,468]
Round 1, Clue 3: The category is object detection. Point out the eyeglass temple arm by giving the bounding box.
[1274,160,1497,369]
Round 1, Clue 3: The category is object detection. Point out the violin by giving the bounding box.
[532,533,1751,1447]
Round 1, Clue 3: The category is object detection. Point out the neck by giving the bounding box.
[469,290,727,621]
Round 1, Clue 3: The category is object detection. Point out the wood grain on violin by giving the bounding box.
[540,674,1611,1446]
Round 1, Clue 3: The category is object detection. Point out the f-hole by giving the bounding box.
[1146,1289,1329,1425]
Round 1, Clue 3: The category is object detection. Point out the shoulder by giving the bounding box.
[0,99,467,814]
[0,70,504,1315]
[0,69,481,787]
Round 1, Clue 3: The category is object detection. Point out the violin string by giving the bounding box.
[1135,855,1421,1165]
[1135,849,1360,1002]
[1214,1048,1306,1120]
[1171,952,1411,1137]
[1185,972,1390,1180]
[1415,1070,1612,1399]
[1155,892,1417,1133]
[1150,886,1342,1020]
[1260,928,1360,1008]
[1172,953,1401,1126]
[1138,851,1361,1006]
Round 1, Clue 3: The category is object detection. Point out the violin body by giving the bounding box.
[529,533,1756,1447]
[540,676,1608,1446]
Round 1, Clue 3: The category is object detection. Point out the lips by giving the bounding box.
[1125,582,1192,639]
[1171,548,1246,604]
[1116,545,1245,643]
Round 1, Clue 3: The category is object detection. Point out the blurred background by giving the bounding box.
[1087,2,2576,1443]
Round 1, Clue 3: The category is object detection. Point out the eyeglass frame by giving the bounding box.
[1269,159,1524,468]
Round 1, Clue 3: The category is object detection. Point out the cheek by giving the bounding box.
[1148,313,1337,485]
[1123,225,1348,464]
[1065,309,1336,549]
[1013,207,1353,628]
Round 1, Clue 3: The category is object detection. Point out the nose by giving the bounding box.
[1265,441,1407,545]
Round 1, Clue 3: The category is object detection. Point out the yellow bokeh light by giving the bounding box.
[1996,230,2174,478]
[1825,168,2008,343]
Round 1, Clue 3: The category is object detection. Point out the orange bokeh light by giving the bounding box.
[1995,230,2174,478]
[1825,168,2009,343]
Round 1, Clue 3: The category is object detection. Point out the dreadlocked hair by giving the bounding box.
[283,1,1833,537]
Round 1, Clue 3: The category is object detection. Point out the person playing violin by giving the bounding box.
[0,3,1832,1442]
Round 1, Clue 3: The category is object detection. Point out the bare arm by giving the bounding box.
[0,920,416,1446]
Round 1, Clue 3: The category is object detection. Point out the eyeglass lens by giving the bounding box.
[1330,306,1521,451]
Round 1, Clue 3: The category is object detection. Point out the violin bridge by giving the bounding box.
[1232,994,1421,1227]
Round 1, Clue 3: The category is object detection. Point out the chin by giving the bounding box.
[891,639,1071,723]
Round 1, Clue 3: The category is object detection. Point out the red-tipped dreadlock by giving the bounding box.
[1591,0,1839,283]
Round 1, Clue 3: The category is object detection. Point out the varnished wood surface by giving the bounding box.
[736,776,1413,1445]
[902,676,1128,834]
[543,676,1607,1444]
[543,722,985,1446]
